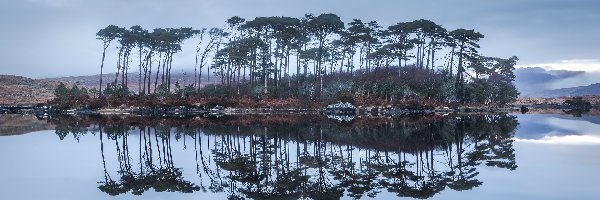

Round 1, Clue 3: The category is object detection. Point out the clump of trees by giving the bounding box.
[88,13,519,108]
[564,97,593,109]
[96,26,198,96]
[51,83,94,109]
[563,96,593,116]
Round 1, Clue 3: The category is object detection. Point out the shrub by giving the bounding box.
[104,83,130,97]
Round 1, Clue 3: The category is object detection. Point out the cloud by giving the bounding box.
[1,0,600,78]
[514,115,600,145]
[514,135,600,145]
[515,59,600,91]
[516,59,600,72]
[26,0,74,7]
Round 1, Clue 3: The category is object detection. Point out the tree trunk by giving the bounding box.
[167,52,173,91]
[100,46,107,97]
[456,42,465,101]
[115,49,122,85]
[154,52,162,92]
[237,65,241,95]
[426,48,431,70]
[147,51,153,95]
[274,44,279,90]
[431,49,436,72]
[449,46,455,77]
[318,39,324,97]
[195,49,199,89]
[138,47,143,95]
[161,53,167,85]
[398,57,402,77]
[123,50,128,88]
[264,62,268,94]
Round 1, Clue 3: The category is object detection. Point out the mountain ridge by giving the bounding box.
[529,83,600,98]
[515,67,600,97]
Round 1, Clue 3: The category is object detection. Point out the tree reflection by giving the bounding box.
[94,121,201,196]
[51,114,518,199]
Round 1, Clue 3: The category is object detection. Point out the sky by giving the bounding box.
[1,0,600,78]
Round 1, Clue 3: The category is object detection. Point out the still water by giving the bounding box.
[0,113,598,200]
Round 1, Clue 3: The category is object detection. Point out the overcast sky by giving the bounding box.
[1,0,600,78]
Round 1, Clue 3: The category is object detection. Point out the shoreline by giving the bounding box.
[3,102,597,117]
[1,104,523,117]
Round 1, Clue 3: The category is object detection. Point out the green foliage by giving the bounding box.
[200,84,233,97]
[54,82,89,100]
[296,83,316,100]
[54,82,70,98]
[175,83,197,98]
[171,81,198,98]
[154,83,170,98]
[564,97,592,109]
[468,79,491,104]
[469,56,519,105]
[52,83,91,109]
[322,80,353,100]
[88,88,99,98]
[437,77,456,101]
[251,85,267,98]
[103,83,130,97]
[96,25,125,45]
[306,13,345,39]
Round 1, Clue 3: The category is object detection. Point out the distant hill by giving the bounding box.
[0,72,221,105]
[0,70,230,105]
[0,75,59,105]
[514,67,585,96]
[43,71,219,92]
[530,83,600,98]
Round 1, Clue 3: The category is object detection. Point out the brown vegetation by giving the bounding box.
[516,95,600,105]
[0,75,59,105]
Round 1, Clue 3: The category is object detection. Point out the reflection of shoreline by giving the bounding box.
[521,108,600,115]
[44,113,477,127]
[0,114,55,136]
[1,113,507,136]
[47,114,508,152]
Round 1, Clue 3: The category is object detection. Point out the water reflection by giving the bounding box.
[514,114,600,145]
[48,114,518,199]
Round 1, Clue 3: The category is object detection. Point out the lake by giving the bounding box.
[0,113,599,199]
